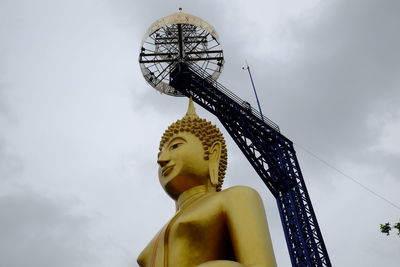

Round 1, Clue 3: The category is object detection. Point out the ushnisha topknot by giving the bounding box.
[159,98,228,191]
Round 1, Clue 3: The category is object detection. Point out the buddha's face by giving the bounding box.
[157,131,209,200]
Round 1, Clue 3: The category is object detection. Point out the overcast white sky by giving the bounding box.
[1,0,400,266]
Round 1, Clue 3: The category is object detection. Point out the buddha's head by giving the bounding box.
[157,99,227,200]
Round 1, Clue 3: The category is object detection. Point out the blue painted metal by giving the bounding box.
[169,63,332,267]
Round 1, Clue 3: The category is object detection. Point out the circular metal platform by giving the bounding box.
[139,11,224,96]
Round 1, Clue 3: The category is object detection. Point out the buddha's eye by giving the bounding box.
[169,143,182,150]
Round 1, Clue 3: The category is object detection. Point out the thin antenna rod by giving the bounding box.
[243,61,265,122]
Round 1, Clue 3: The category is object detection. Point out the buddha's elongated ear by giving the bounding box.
[209,141,222,187]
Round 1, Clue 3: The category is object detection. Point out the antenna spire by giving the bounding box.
[243,61,265,122]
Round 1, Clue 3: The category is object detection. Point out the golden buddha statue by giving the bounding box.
[138,99,276,267]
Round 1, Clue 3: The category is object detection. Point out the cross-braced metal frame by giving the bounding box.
[140,20,224,95]
[169,63,332,267]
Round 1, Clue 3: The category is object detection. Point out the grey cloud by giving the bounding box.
[0,140,22,182]
[262,0,400,158]
[0,191,95,267]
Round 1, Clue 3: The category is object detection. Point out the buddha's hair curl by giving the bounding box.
[159,117,227,191]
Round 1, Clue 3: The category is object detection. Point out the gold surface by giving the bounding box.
[138,99,276,267]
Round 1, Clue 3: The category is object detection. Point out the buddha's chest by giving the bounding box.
[172,204,225,243]
[138,195,236,267]
[167,200,235,266]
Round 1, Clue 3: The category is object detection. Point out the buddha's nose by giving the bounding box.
[157,158,169,168]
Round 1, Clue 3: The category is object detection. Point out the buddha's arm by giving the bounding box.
[197,186,276,267]
[197,260,246,267]
[223,186,276,267]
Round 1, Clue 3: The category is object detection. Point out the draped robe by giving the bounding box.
[137,186,276,267]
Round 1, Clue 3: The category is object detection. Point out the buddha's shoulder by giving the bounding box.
[213,185,261,202]
[221,185,260,195]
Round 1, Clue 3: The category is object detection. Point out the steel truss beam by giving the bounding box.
[169,63,332,267]
[139,56,224,64]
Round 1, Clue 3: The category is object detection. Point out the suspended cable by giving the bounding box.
[293,141,400,211]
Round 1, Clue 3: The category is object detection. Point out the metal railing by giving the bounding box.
[181,63,280,132]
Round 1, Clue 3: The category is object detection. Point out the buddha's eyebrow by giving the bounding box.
[157,137,187,159]
[168,136,186,145]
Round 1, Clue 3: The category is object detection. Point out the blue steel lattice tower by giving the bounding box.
[139,11,332,267]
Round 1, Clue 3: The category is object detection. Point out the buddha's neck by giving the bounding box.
[177,185,211,211]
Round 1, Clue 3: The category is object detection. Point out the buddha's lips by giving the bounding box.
[162,165,175,176]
